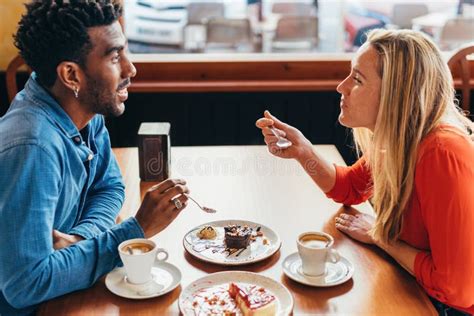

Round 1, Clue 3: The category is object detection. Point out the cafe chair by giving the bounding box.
[390,3,428,29]
[271,15,318,52]
[438,18,474,50]
[183,2,225,51]
[271,2,317,16]
[6,54,30,104]
[204,18,255,53]
[448,43,474,115]
[187,2,224,25]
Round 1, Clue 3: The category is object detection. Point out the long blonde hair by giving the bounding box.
[353,29,473,243]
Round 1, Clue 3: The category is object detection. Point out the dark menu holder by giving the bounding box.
[138,122,171,182]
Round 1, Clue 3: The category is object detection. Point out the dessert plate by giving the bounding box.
[282,252,354,287]
[105,261,181,299]
[179,271,293,315]
[183,219,281,266]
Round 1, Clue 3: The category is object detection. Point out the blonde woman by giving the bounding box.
[256,29,473,315]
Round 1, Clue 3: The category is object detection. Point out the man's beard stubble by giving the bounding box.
[81,73,125,117]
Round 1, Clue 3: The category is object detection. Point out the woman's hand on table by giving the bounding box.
[336,211,417,275]
[335,212,375,245]
[256,110,314,163]
[135,178,189,239]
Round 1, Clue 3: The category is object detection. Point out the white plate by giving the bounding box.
[179,271,293,315]
[105,261,181,299]
[183,219,281,266]
[282,252,354,287]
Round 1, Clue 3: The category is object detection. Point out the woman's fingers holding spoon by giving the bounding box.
[262,126,286,137]
[269,126,292,148]
[255,117,274,129]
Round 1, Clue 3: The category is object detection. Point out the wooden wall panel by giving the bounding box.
[127,58,474,93]
[129,59,349,92]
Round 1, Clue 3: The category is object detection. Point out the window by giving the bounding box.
[123,0,472,54]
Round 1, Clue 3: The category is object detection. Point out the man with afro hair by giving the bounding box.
[0,1,189,314]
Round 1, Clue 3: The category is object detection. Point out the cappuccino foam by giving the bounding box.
[300,234,330,248]
[122,242,153,255]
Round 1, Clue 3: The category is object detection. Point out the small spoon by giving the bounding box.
[269,126,292,149]
[185,194,217,213]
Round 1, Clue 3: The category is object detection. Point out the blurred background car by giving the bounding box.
[124,0,247,49]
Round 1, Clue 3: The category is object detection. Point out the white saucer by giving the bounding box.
[282,252,354,287]
[105,261,181,299]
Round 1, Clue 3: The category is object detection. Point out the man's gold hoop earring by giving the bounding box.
[73,87,79,98]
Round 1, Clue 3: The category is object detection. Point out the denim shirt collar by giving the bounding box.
[24,72,81,139]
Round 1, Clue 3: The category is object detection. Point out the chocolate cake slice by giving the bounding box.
[224,225,253,249]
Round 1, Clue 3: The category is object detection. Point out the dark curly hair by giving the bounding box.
[14,0,122,87]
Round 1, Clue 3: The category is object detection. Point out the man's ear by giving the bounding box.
[56,62,84,94]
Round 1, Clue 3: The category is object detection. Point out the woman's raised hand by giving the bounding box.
[257,110,337,193]
[256,110,313,162]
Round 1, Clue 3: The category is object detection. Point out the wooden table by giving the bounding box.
[39,146,436,315]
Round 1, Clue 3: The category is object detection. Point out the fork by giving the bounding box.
[185,194,217,213]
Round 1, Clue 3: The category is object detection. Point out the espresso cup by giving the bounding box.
[297,231,340,276]
[118,238,169,284]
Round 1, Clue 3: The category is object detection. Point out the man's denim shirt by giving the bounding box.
[0,74,144,315]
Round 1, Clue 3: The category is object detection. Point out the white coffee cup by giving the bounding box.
[118,238,169,284]
[297,231,340,276]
